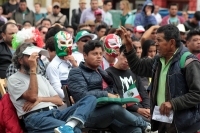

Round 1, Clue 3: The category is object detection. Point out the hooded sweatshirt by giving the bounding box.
[134,0,157,27]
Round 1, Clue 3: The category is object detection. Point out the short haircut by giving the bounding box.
[144,24,155,30]
[35,3,41,7]
[103,0,112,5]
[83,40,104,55]
[90,0,98,3]
[96,24,107,32]
[41,18,51,25]
[38,26,46,32]
[20,0,26,3]
[12,42,34,69]
[119,44,126,53]
[131,36,140,42]
[45,36,55,52]
[65,25,74,29]
[169,3,178,9]
[157,24,181,47]
[45,25,65,42]
[141,40,156,58]
[194,11,200,21]
[23,20,32,26]
[186,29,200,41]
[1,22,17,33]
[108,28,117,34]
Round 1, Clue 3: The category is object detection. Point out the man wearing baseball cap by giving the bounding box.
[46,2,68,27]
[94,9,108,27]
[73,30,97,65]
[133,25,145,39]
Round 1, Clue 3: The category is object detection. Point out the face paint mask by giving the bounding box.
[54,31,73,57]
[104,34,122,58]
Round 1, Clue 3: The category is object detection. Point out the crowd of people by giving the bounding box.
[0,0,200,133]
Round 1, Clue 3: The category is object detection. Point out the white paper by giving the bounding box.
[22,46,50,58]
[152,106,174,123]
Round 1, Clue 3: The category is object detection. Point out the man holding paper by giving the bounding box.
[118,25,200,133]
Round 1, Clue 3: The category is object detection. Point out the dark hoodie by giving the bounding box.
[134,0,157,27]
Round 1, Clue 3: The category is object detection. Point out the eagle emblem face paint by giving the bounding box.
[104,34,122,57]
[54,31,73,57]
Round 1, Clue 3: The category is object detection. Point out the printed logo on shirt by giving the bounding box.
[119,76,134,93]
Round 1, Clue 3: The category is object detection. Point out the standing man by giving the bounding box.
[102,0,113,28]
[119,25,200,133]
[71,0,86,32]
[11,0,35,26]
[152,5,162,25]
[46,2,68,27]
[34,3,46,25]
[2,0,19,19]
[184,11,200,31]
[161,3,185,26]
[186,29,200,56]
[0,22,18,78]
[80,0,104,24]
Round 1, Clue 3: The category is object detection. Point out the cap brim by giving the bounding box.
[76,34,97,42]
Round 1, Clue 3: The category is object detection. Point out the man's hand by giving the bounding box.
[108,93,119,98]
[116,26,133,52]
[137,108,151,118]
[64,55,78,67]
[159,102,173,116]
[28,52,39,70]
[23,97,41,112]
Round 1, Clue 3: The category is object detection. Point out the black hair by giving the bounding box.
[144,24,155,30]
[1,22,17,33]
[131,36,140,42]
[38,26,47,32]
[96,24,107,32]
[41,18,51,25]
[23,20,32,26]
[194,11,200,21]
[45,25,65,42]
[103,0,112,5]
[83,40,104,55]
[157,24,181,47]
[65,25,74,29]
[0,20,5,27]
[108,28,117,34]
[141,40,156,58]
[119,44,126,53]
[34,3,41,7]
[20,0,26,3]
[169,3,178,9]
[186,29,200,41]
[45,36,55,51]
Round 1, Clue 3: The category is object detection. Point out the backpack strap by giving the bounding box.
[180,52,192,68]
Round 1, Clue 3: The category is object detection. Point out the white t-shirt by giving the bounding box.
[72,51,84,65]
[46,55,72,98]
[7,72,57,117]
[152,13,162,24]
[102,10,113,26]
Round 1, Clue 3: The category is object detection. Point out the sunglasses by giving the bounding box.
[80,39,89,42]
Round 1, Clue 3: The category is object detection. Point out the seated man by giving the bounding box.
[46,31,78,99]
[68,40,151,133]
[7,42,97,133]
[106,45,150,122]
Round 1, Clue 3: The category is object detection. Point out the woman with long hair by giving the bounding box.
[141,40,156,58]
[120,0,131,27]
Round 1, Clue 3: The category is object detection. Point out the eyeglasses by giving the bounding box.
[80,39,89,42]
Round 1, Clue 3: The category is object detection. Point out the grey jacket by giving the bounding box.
[46,12,68,27]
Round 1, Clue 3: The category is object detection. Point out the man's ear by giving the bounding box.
[170,39,176,48]
[83,52,87,60]
[18,58,23,66]
[1,32,6,40]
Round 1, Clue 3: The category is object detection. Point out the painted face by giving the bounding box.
[104,34,122,57]
[54,31,73,57]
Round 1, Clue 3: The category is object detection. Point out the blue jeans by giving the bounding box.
[85,104,147,133]
[23,95,97,133]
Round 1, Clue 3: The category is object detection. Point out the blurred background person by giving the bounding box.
[102,0,113,28]
[38,26,48,42]
[152,5,162,25]
[2,0,19,19]
[71,0,87,33]
[184,11,200,31]
[0,5,7,23]
[34,3,46,26]
[182,11,189,21]
[120,0,131,27]
[41,18,51,28]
